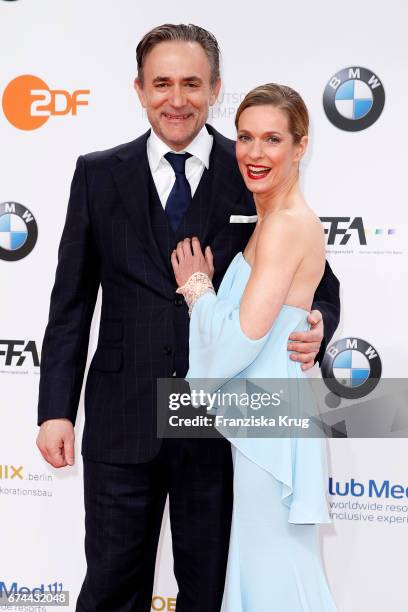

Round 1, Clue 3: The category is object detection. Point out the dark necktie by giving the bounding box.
[164,152,192,232]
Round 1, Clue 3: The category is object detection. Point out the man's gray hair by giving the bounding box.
[136,23,221,86]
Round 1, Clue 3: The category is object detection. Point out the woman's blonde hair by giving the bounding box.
[235,83,309,143]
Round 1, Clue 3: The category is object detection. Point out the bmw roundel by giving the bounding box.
[321,337,382,399]
[0,201,38,261]
[323,67,385,131]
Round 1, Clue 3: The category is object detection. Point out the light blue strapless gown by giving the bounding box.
[186,252,337,612]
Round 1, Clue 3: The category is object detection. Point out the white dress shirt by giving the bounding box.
[147,125,214,209]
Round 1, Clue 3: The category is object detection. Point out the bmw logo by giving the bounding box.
[322,337,382,400]
[323,67,385,131]
[0,201,38,261]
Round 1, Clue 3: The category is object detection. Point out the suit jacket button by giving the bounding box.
[163,345,173,355]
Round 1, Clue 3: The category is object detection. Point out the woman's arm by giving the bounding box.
[239,211,305,340]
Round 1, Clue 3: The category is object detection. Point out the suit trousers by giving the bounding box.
[76,438,233,612]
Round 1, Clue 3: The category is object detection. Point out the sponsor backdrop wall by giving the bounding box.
[1,1,407,610]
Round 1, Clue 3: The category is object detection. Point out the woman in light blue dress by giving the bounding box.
[171,84,337,611]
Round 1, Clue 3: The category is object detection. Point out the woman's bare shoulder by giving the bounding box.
[256,204,324,262]
[260,204,322,239]
[255,209,305,264]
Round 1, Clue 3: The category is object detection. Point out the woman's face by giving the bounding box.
[235,104,307,196]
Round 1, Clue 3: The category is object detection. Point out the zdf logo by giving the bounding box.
[2,74,90,130]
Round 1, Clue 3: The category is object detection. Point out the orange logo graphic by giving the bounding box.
[2,74,90,130]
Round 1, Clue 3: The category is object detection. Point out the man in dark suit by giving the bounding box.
[36,24,340,612]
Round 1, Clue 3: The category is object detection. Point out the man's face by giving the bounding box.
[134,41,221,151]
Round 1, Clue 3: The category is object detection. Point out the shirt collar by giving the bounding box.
[147,124,213,171]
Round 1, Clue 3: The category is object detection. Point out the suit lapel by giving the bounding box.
[110,130,170,279]
[110,125,253,279]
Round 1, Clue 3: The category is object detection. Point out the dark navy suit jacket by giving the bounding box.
[37,125,340,463]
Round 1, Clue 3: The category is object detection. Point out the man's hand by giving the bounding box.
[287,309,324,371]
[36,418,75,468]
